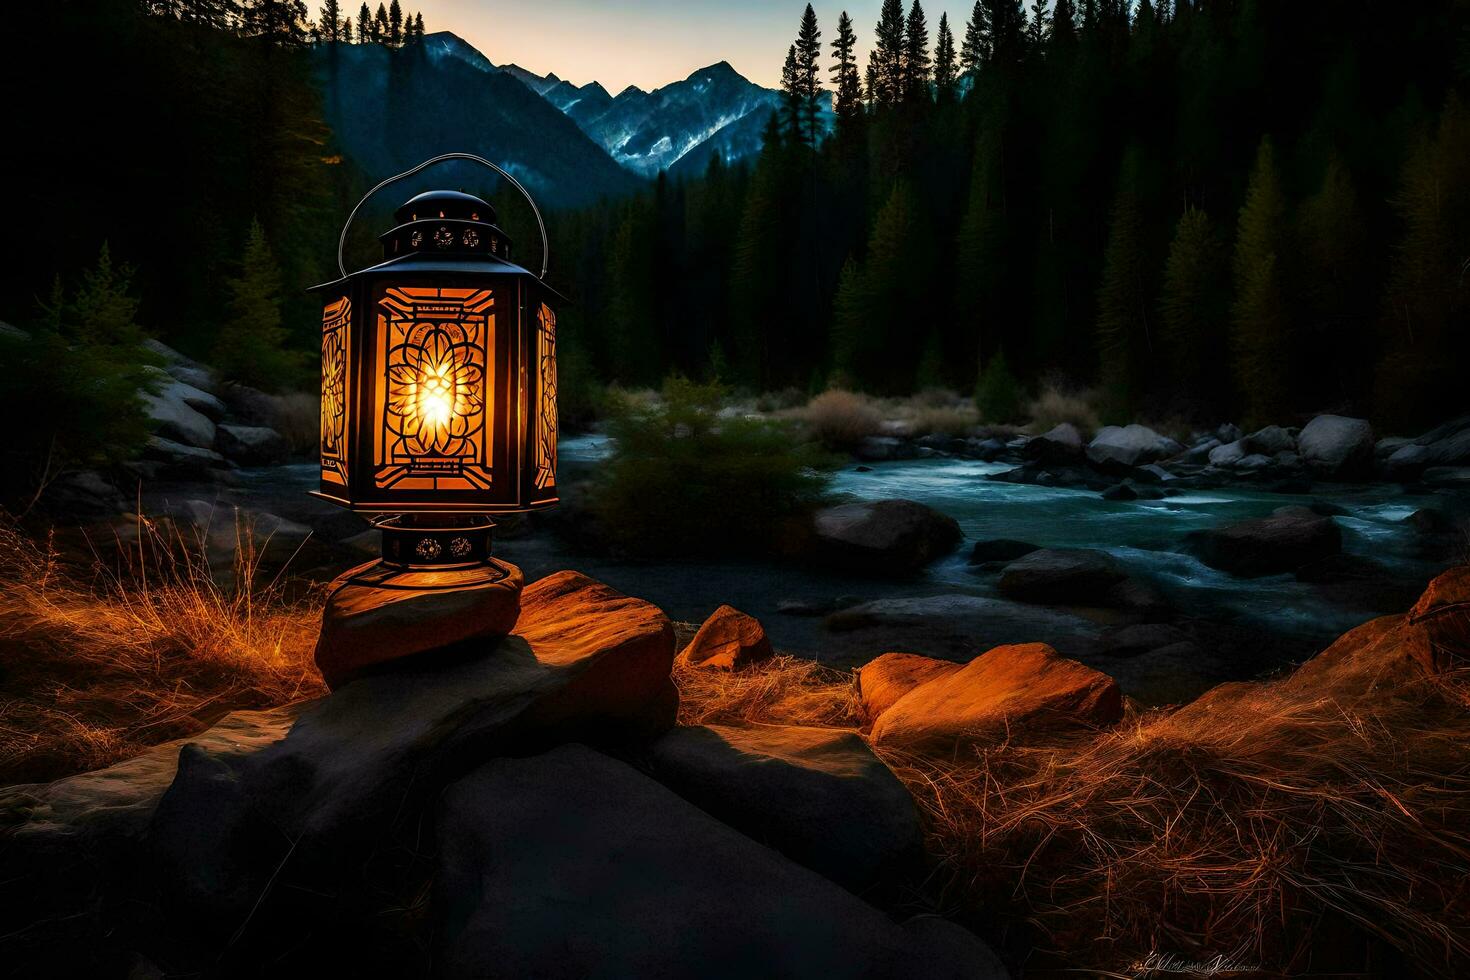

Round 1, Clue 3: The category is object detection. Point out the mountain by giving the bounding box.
[505,60,794,178]
[313,37,641,210]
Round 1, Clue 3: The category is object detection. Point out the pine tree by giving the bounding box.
[343,15,352,39]
[1026,1,1047,50]
[984,0,1026,68]
[830,11,863,125]
[1158,207,1228,418]
[960,1,988,74]
[1095,153,1151,416]
[872,0,907,108]
[388,0,401,46]
[413,10,424,40]
[356,2,369,42]
[318,0,341,40]
[836,181,928,390]
[831,256,869,386]
[934,13,957,101]
[1050,0,1077,48]
[780,44,803,144]
[794,4,823,147]
[903,1,931,103]
[1297,154,1367,407]
[1231,137,1291,426]
[213,220,306,391]
[242,0,308,45]
[373,2,387,42]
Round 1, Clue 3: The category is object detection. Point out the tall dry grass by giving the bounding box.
[0,516,324,784]
[1025,381,1101,437]
[673,654,863,729]
[800,389,884,449]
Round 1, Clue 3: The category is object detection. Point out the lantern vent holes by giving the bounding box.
[463,229,480,248]
[416,537,443,560]
[410,230,423,247]
[433,226,454,248]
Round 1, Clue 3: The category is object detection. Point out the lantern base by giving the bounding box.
[374,514,498,572]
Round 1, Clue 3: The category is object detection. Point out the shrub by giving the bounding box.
[800,388,883,449]
[1026,380,1101,436]
[907,404,979,438]
[0,245,159,509]
[588,377,832,559]
[973,349,1026,424]
[212,219,308,392]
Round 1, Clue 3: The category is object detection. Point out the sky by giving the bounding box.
[405,0,981,91]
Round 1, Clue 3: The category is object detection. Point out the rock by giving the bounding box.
[968,538,1039,564]
[1138,463,1179,482]
[1180,437,1221,463]
[810,499,962,575]
[1184,505,1342,577]
[1208,439,1247,467]
[435,745,1005,980]
[1100,482,1137,501]
[997,548,1127,604]
[149,572,678,927]
[825,594,1099,657]
[1235,452,1273,471]
[142,338,193,365]
[169,500,311,565]
[44,470,126,518]
[855,435,916,462]
[166,363,219,395]
[1086,424,1184,470]
[216,424,289,466]
[647,724,920,892]
[1217,423,1244,443]
[1423,466,1470,489]
[141,379,217,449]
[1024,422,1084,464]
[143,435,225,470]
[776,597,835,616]
[1297,415,1374,476]
[0,319,30,341]
[1385,425,1470,477]
[1405,506,1453,534]
[870,643,1123,751]
[676,604,774,670]
[1245,425,1296,455]
[966,436,1008,461]
[858,652,964,721]
[1375,436,1412,458]
[854,464,874,472]
[1409,566,1470,665]
[314,559,526,688]
[149,373,227,421]
[1097,623,1191,657]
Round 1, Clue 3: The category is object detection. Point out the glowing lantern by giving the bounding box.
[310,154,559,579]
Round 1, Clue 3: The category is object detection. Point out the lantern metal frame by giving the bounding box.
[309,154,561,577]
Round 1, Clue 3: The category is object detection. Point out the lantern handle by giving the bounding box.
[336,152,549,280]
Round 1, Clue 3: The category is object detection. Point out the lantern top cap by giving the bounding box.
[393,189,498,225]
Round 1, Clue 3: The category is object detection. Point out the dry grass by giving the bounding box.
[0,516,324,785]
[1026,381,1101,437]
[799,389,884,449]
[676,613,1470,977]
[672,653,863,729]
[906,404,980,439]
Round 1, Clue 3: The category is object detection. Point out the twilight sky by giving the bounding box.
[407,0,979,91]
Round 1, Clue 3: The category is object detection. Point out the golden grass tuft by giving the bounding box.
[674,613,1470,977]
[0,516,324,785]
[799,389,884,450]
[906,404,980,439]
[1025,381,1101,437]
[672,653,863,729]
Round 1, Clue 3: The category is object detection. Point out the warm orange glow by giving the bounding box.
[320,296,351,487]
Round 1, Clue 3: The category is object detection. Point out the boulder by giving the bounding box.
[1085,424,1184,470]
[1245,425,1296,455]
[870,643,1123,751]
[1297,415,1374,476]
[1217,422,1244,443]
[1097,622,1191,658]
[435,745,1005,980]
[824,594,1100,658]
[1100,482,1137,501]
[141,380,216,449]
[647,724,920,892]
[966,436,1008,461]
[858,652,963,721]
[1208,439,1247,467]
[997,548,1127,604]
[810,499,962,575]
[314,559,526,688]
[216,424,289,466]
[1385,424,1470,477]
[148,571,677,928]
[1023,422,1084,464]
[968,538,1039,564]
[168,500,311,565]
[1180,437,1221,463]
[1184,505,1341,577]
[143,435,225,473]
[675,604,774,670]
[166,363,219,395]
[1235,452,1273,471]
[1408,565,1470,666]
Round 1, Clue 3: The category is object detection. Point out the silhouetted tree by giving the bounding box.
[830,11,863,126]
[1231,138,1291,426]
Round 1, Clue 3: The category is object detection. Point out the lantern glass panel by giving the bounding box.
[320,295,351,489]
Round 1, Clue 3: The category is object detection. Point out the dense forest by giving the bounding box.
[4,0,1468,453]
[555,0,1470,431]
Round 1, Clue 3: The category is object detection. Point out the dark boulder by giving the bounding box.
[1185,506,1341,577]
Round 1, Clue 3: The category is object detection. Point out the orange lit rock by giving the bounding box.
[313,559,524,688]
[870,643,1123,752]
[676,604,774,670]
[1410,565,1470,666]
[858,652,962,723]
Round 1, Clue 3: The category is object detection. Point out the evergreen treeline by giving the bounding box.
[142,0,429,47]
[552,0,1470,431]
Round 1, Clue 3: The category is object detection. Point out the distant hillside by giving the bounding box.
[313,37,642,210]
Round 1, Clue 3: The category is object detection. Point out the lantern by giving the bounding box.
[310,154,559,583]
